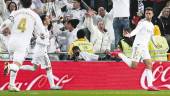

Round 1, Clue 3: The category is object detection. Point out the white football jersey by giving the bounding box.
[33,27,50,56]
[8,8,45,47]
[132,19,154,47]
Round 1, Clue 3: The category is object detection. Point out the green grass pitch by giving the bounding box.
[0,90,170,96]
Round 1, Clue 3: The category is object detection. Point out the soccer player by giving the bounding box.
[20,14,62,90]
[0,0,46,92]
[111,7,160,91]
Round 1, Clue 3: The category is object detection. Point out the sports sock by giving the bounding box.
[46,69,55,87]
[9,64,19,87]
[145,69,153,87]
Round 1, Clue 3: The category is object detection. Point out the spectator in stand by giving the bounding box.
[0,0,8,24]
[84,9,112,53]
[0,27,11,53]
[31,0,44,15]
[157,7,170,52]
[112,0,130,49]
[96,7,115,50]
[66,0,86,27]
[157,7,170,36]
[7,2,17,13]
[71,46,116,61]
[148,25,169,61]
[65,19,79,49]
[53,19,79,52]
[70,46,101,61]
[4,0,12,19]
[67,29,94,59]
[44,0,67,20]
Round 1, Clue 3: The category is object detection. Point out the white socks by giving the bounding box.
[145,69,153,87]
[118,53,132,67]
[46,69,55,88]
[20,65,36,71]
[9,71,17,87]
[9,64,19,87]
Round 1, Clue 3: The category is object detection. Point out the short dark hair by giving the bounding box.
[67,19,79,28]
[145,7,153,12]
[77,29,86,39]
[20,0,32,8]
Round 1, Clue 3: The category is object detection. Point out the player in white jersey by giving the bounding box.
[0,0,46,92]
[111,7,160,91]
[20,14,62,90]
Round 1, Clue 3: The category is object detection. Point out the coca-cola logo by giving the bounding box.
[140,65,170,89]
[0,74,73,90]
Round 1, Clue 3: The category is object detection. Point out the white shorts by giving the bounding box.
[31,53,51,69]
[131,44,151,62]
[8,41,28,64]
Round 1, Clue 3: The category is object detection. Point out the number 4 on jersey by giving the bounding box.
[17,18,26,32]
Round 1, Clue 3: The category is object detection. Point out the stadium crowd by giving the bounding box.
[0,0,170,61]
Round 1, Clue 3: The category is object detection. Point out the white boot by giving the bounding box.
[8,85,20,92]
[50,85,62,90]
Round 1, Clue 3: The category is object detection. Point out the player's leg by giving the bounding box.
[112,46,140,68]
[144,59,153,86]
[8,51,26,92]
[46,67,62,90]
[143,49,160,91]
[144,59,159,91]
[43,55,62,90]
[20,64,38,71]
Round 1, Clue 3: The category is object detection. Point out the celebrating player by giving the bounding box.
[1,0,46,92]
[20,14,62,90]
[111,7,160,91]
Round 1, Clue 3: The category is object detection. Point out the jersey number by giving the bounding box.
[17,18,26,32]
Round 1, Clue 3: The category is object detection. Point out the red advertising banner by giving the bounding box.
[0,61,170,90]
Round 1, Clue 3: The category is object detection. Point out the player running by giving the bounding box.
[1,0,46,92]
[20,14,62,90]
[111,7,160,91]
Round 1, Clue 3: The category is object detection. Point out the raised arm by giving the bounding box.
[84,10,98,34]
